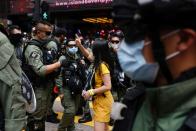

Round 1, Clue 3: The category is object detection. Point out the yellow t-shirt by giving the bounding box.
[94,62,110,88]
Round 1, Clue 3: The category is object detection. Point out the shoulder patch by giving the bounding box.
[30,52,39,58]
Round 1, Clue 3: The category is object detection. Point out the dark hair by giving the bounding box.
[36,20,51,26]
[8,25,21,34]
[53,28,66,37]
[110,33,119,38]
[35,20,51,31]
[65,38,75,45]
[92,38,114,75]
[0,24,8,37]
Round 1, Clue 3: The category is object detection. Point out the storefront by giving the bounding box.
[48,0,113,37]
[6,0,113,33]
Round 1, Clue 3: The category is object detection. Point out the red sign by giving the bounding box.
[9,0,33,14]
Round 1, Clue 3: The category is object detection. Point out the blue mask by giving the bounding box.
[67,47,78,55]
[117,40,159,83]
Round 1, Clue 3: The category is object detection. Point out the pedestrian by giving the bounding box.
[75,34,94,123]
[82,38,114,131]
[108,31,132,101]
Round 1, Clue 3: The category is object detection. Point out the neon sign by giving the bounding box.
[55,0,112,6]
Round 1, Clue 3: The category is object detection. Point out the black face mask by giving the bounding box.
[9,33,23,47]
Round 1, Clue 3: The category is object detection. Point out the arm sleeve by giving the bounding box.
[100,63,110,75]
[55,55,66,89]
[25,45,47,76]
[55,71,63,89]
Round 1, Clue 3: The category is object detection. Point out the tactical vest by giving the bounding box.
[22,39,58,88]
[62,55,86,95]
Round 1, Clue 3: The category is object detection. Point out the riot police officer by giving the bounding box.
[112,0,196,131]
[45,27,66,123]
[23,21,63,130]
[56,39,85,131]
[0,31,27,131]
[8,25,23,64]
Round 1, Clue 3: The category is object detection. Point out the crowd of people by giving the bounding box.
[0,19,130,131]
[1,0,196,131]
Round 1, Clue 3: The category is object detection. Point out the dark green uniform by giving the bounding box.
[56,53,81,131]
[24,41,54,130]
[0,32,27,131]
[132,77,196,131]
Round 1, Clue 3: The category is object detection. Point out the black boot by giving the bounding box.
[78,113,92,123]
[76,107,83,116]
[0,111,4,131]
[109,118,114,126]
[27,120,45,131]
[46,112,60,123]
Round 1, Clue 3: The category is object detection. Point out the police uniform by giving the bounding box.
[24,40,54,130]
[45,39,60,123]
[0,32,27,131]
[56,53,81,131]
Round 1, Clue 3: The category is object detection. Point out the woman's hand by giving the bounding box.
[75,38,82,47]
[82,90,91,100]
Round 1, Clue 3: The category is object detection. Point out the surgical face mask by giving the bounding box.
[67,47,78,55]
[117,40,159,83]
[111,43,120,50]
[117,29,181,83]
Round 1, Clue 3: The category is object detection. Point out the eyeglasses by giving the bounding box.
[45,31,51,36]
[111,40,120,44]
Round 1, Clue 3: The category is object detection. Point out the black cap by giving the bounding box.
[53,28,66,37]
[112,0,196,42]
[136,0,196,28]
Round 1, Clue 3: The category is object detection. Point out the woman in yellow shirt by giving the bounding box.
[82,38,114,131]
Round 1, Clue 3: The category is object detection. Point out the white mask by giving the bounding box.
[111,43,120,50]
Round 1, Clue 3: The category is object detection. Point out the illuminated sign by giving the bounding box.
[9,0,32,14]
[83,17,113,24]
[55,0,112,6]
[48,0,112,9]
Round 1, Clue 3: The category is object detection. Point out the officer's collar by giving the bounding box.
[66,52,77,59]
[146,77,196,116]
